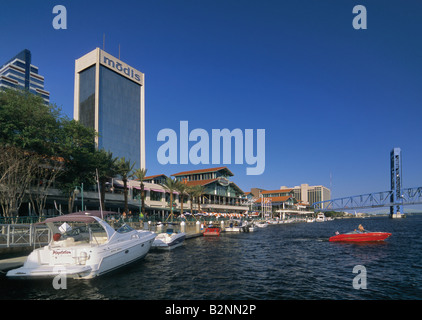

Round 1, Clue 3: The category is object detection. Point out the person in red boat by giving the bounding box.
[358,224,365,232]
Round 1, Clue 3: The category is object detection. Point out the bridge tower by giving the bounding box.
[390,148,403,218]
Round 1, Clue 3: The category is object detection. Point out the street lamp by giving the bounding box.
[74,183,84,211]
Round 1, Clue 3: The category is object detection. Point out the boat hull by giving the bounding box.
[152,233,186,250]
[7,231,156,279]
[255,222,268,228]
[329,232,392,242]
[203,227,220,236]
[6,264,93,279]
[93,234,155,278]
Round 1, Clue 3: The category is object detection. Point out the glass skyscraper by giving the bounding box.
[73,48,145,169]
[0,49,50,103]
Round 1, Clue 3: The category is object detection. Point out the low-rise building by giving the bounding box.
[171,167,248,214]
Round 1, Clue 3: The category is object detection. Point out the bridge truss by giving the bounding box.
[312,187,422,212]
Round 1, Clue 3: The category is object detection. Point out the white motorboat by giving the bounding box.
[225,219,249,232]
[6,211,156,279]
[254,221,268,228]
[152,225,186,250]
[247,224,256,232]
[316,212,326,222]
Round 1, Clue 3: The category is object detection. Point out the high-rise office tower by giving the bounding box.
[0,49,50,103]
[73,48,145,169]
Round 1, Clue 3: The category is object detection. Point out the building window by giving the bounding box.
[150,191,162,201]
[98,65,141,167]
[78,65,96,129]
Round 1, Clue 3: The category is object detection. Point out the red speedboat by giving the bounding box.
[329,231,392,242]
[203,225,220,236]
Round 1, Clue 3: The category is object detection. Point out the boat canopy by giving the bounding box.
[39,211,117,224]
[38,211,118,240]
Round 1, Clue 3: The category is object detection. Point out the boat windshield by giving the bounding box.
[48,221,109,247]
[115,223,134,234]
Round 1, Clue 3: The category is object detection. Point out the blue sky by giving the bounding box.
[1,0,422,200]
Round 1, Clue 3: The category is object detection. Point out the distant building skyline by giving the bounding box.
[250,183,331,207]
[73,47,145,169]
[0,49,50,103]
[288,184,331,207]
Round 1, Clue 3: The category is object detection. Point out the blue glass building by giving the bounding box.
[73,48,145,169]
[0,49,50,103]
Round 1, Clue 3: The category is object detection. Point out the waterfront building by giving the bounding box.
[255,189,301,216]
[256,189,296,207]
[251,184,329,216]
[171,167,248,214]
[0,49,50,103]
[286,184,331,207]
[249,188,266,198]
[73,48,145,169]
[143,174,168,185]
[69,167,248,218]
[11,166,247,218]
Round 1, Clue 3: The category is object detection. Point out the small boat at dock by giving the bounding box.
[225,219,249,232]
[316,213,326,222]
[329,231,392,242]
[203,225,221,236]
[254,220,268,228]
[6,211,156,279]
[152,224,186,250]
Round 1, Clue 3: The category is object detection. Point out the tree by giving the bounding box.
[0,88,62,156]
[116,157,135,214]
[193,185,206,213]
[133,168,148,217]
[0,89,126,217]
[28,154,64,219]
[0,89,64,218]
[186,186,198,217]
[175,180,188,220]
[162,177,180,222]
[95,149,119,211]
[55,119,98,213]
[0,146,39,220]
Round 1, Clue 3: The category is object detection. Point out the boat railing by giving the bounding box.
[0,223,51,248]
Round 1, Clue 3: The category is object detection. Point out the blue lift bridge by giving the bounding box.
[312,148,422,218]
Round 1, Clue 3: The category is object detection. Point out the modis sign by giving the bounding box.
[99,50,144,85]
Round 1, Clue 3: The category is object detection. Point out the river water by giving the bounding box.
[1,215,421,300]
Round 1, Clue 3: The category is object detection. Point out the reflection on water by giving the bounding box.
[1,215,422,299]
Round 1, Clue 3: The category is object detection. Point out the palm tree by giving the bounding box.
[194,185,206,213]
[133,168,147,218]
[162,177,180,222]
[186,185,199,220]
[175,180,188,220]
[116,157,135,214]
[95,149,118,211]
